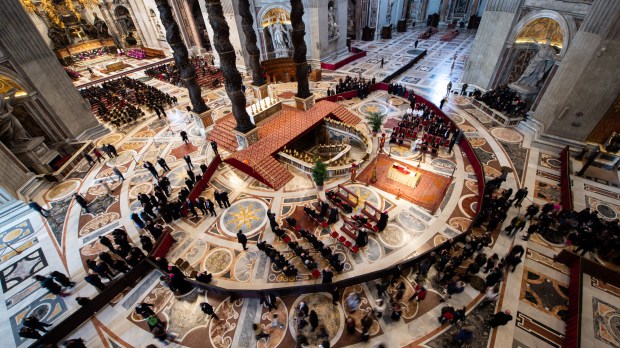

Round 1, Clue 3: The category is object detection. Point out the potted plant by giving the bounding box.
[312,158,328,188]
[366,112,385,136]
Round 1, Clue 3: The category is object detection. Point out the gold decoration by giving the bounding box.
[20,0,38,14]
[41,0,63,28]
[64,0,81,21]
[75,0,99,8]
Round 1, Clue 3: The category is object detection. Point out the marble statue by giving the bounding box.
[328,6,339,40]
[0,89,30,147]
[516,38,557,88]
[386,0,394,24]
[125,32,138,45]
[272,16,289,50]
[93,14,111,38]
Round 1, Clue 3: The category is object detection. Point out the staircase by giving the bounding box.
[254,157,294,190]
[207,114,239,152]
[331,104,362,125]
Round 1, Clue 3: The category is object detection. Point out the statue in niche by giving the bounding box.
[328,6,340,40]
[125,32,138,45]
[80,19,99,39]
[516,38,557,88]
[47,24,70,49]
[93,14,111,38]
[271,15,290,50]
[0,89,30,148]
[386,0,394,24]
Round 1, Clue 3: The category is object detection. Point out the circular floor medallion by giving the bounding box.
[359,102,389,116]
[596,203,617,220]
[490,127,524,143]
[220,198,268,237]
[203,248,233,276]
[96,133,123,146]
[378,224,406,248]
[105,150,136,167]
[397,211,427,232]
[44,179,81,202]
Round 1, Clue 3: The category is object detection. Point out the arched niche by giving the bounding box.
[257,6,293,60]
[0,69,64,144]
[509,10,574,56]
[501,12,573,87]
[114,5,137,36]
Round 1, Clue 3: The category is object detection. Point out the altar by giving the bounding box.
[387,163,421,188]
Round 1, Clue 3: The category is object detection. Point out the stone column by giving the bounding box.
[205,0,255,135]
[461,0,522,89]
[198,0,220,65]
[0,0,105,141]
[238,0,266,90]
[290,0,314,110]
[155,0,208,114]
[533,0,620,142]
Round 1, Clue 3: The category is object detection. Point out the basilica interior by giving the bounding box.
[0,0,619,347]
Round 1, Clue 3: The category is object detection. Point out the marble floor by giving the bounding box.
[1,26,619,348]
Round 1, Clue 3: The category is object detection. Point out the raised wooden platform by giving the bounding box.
[359,154,452,214]
[220,100,361,190]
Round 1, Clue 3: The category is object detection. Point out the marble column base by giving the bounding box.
[194,109,214,137]
[233,127,259,150]
[251,84,269,99]
[294,94,316,111]
[12,137,59,174]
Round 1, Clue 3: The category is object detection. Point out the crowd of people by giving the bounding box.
[144,55,222,88]
[80,76,177,128]
[475,84,528,117]
[389,99,462,153]
[326,75,375,99]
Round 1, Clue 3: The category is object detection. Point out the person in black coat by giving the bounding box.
[184,154,193,169]
[195,197,208,216]
[206,199,217,216]
[237,230,248,250]
[214,191,223,208]
[51,271,76,288]
[221,191,231,208]
[157,157,170,172]
[35,275,69,296]
[140,235,154,253]
[186,198,198,217]
[200,163,208,175]
[180,130,190,144]
[23,316,52,333]
[210,140,219,156]
[200,302,220,320]
[84,274,106,292]
[322,268,333,283]
[74,193,90,213]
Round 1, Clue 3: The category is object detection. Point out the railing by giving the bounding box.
[560,146,573,211]
[31,76,489,346]
[320,48,367,71]
[29,260,153,348]
[46,141,94,182]
[180,154,222,216]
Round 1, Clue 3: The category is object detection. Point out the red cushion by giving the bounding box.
[282,236,291,243]
[311,270,321,278]
[351,246,359,253]
[331,231,339,238]
[339,236,346,243]
[344,240,352,247]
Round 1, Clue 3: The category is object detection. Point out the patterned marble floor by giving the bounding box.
[1,26,619,348]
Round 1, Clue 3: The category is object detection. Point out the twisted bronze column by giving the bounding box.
[154,0,208,114]
[204,0,255,133]
[239,0,264,86]
[290,0,311,98]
